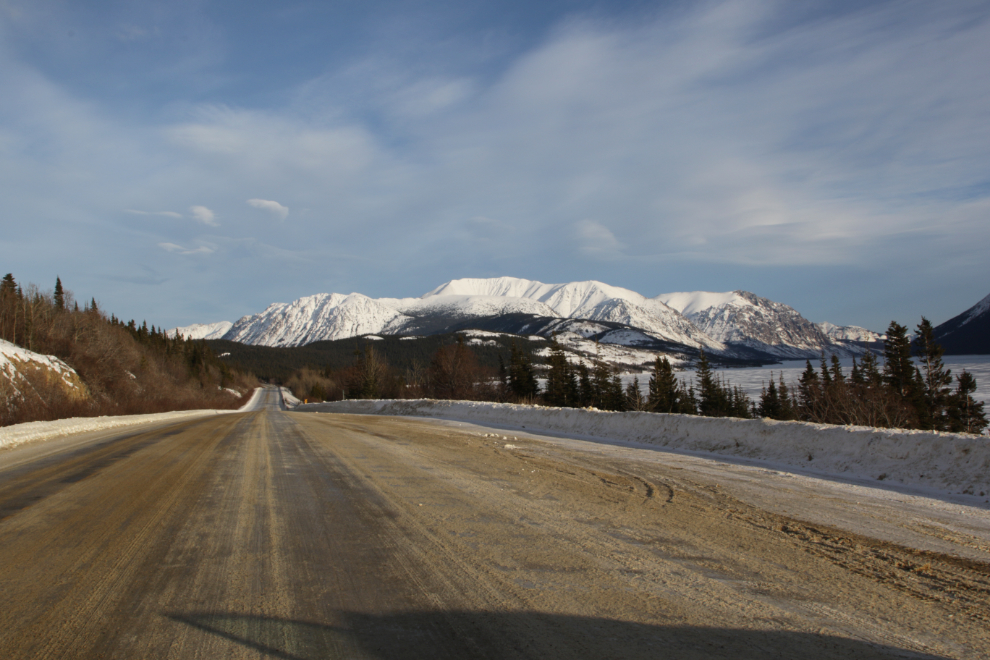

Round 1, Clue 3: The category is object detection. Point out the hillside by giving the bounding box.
[934,292,990,355]
[1,274,256,426]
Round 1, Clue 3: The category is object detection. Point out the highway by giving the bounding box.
[0,386,987,659]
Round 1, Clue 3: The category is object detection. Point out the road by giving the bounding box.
[1,386,988,659]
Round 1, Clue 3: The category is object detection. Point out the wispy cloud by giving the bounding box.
[247,198,289,221]
[159,242,214,255]
[125,209,183,219]
[188,205,218,226]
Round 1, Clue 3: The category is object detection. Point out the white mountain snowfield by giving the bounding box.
[169,321,234,341]
[305,399,990,502]
[174,276,879,356]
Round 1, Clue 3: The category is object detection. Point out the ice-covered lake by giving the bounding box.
[623,355,990,406]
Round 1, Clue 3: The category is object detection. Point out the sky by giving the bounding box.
[1,0,988,333]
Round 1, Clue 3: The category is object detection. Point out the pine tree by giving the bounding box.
[54,276,65,310]
[915,317,952,431]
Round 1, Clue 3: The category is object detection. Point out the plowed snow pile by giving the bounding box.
[304,399,990,499]
[0,387,262,451]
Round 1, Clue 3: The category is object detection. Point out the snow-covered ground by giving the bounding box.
[1,339,83,397]
[0,387,262,451]
[300,399,990,503]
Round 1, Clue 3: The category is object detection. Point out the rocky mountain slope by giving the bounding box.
[934,292,990,355]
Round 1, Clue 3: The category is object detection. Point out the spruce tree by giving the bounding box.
[883,321,915,398]
[647,356,681,413]
[915,317,952,431]
[695,350,720,417]
[54,276,65,310]
[758,373,782,419]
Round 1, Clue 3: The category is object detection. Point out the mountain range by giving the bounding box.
[172,277,885,361]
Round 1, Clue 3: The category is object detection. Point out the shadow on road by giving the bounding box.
[169,610,949,659]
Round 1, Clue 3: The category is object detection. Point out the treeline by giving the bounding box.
[755,319,986,433]
[290,317,987,435]
[1,274,256,426]
[207,333,549,383]
[288,335,754,417]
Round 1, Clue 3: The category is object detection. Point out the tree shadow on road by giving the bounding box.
[168,610,951,659]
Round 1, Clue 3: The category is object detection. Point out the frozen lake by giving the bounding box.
[623,355,990,406]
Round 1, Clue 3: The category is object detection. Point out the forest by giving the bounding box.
[1,274,256,426]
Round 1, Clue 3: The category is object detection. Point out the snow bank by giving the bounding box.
[302,399,990,498]
[0,409,231,451]
[0,388,262,452]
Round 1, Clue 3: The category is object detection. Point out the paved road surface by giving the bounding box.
[1,387,987,659]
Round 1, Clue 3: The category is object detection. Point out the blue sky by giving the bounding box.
[1,0,988,332]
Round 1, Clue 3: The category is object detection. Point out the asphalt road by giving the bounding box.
[1,387,987,659]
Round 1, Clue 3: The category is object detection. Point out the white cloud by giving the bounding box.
[158,242,214,256]
[125,209,183,219]
[247,198,289,221]
[188,205,218,226]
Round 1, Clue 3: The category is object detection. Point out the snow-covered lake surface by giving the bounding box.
[664,355,990,405]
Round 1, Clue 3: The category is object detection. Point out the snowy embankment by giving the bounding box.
[0,387,262,452]
[302,399,990,499]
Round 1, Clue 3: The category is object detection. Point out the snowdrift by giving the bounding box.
[0,388,262,452]
[301,399,990,498]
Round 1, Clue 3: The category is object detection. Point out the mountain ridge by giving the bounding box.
[172,277,881,361]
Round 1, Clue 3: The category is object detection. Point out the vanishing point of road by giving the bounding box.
[1,387,988,659]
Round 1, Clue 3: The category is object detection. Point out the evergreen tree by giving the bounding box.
[777,372,796,420]
[577,363,593,407]
[54,276,65,310]
[647,356,681,413]
[543,336,575,407]
[695,350,721,417]
[758,373,782,419]
[915,317,953,431]
[797,360,821,421]
[883,321,915,398]
[508,342,538,400]
[859,351,883,386]
[947,371,988,434]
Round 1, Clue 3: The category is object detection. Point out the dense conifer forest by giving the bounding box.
[1,274,256,426]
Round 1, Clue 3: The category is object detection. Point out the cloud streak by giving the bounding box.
[247,198,289,221]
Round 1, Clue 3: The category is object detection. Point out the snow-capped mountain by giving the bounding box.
[207,277,877,359]
[657,290,866,358]
[817,322,882,343]
[169,321,233,341]
[934,291,990,355]
[417,277,722,350]
[224,293,412,347]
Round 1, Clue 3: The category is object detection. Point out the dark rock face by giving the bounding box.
[934,293,990,355]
